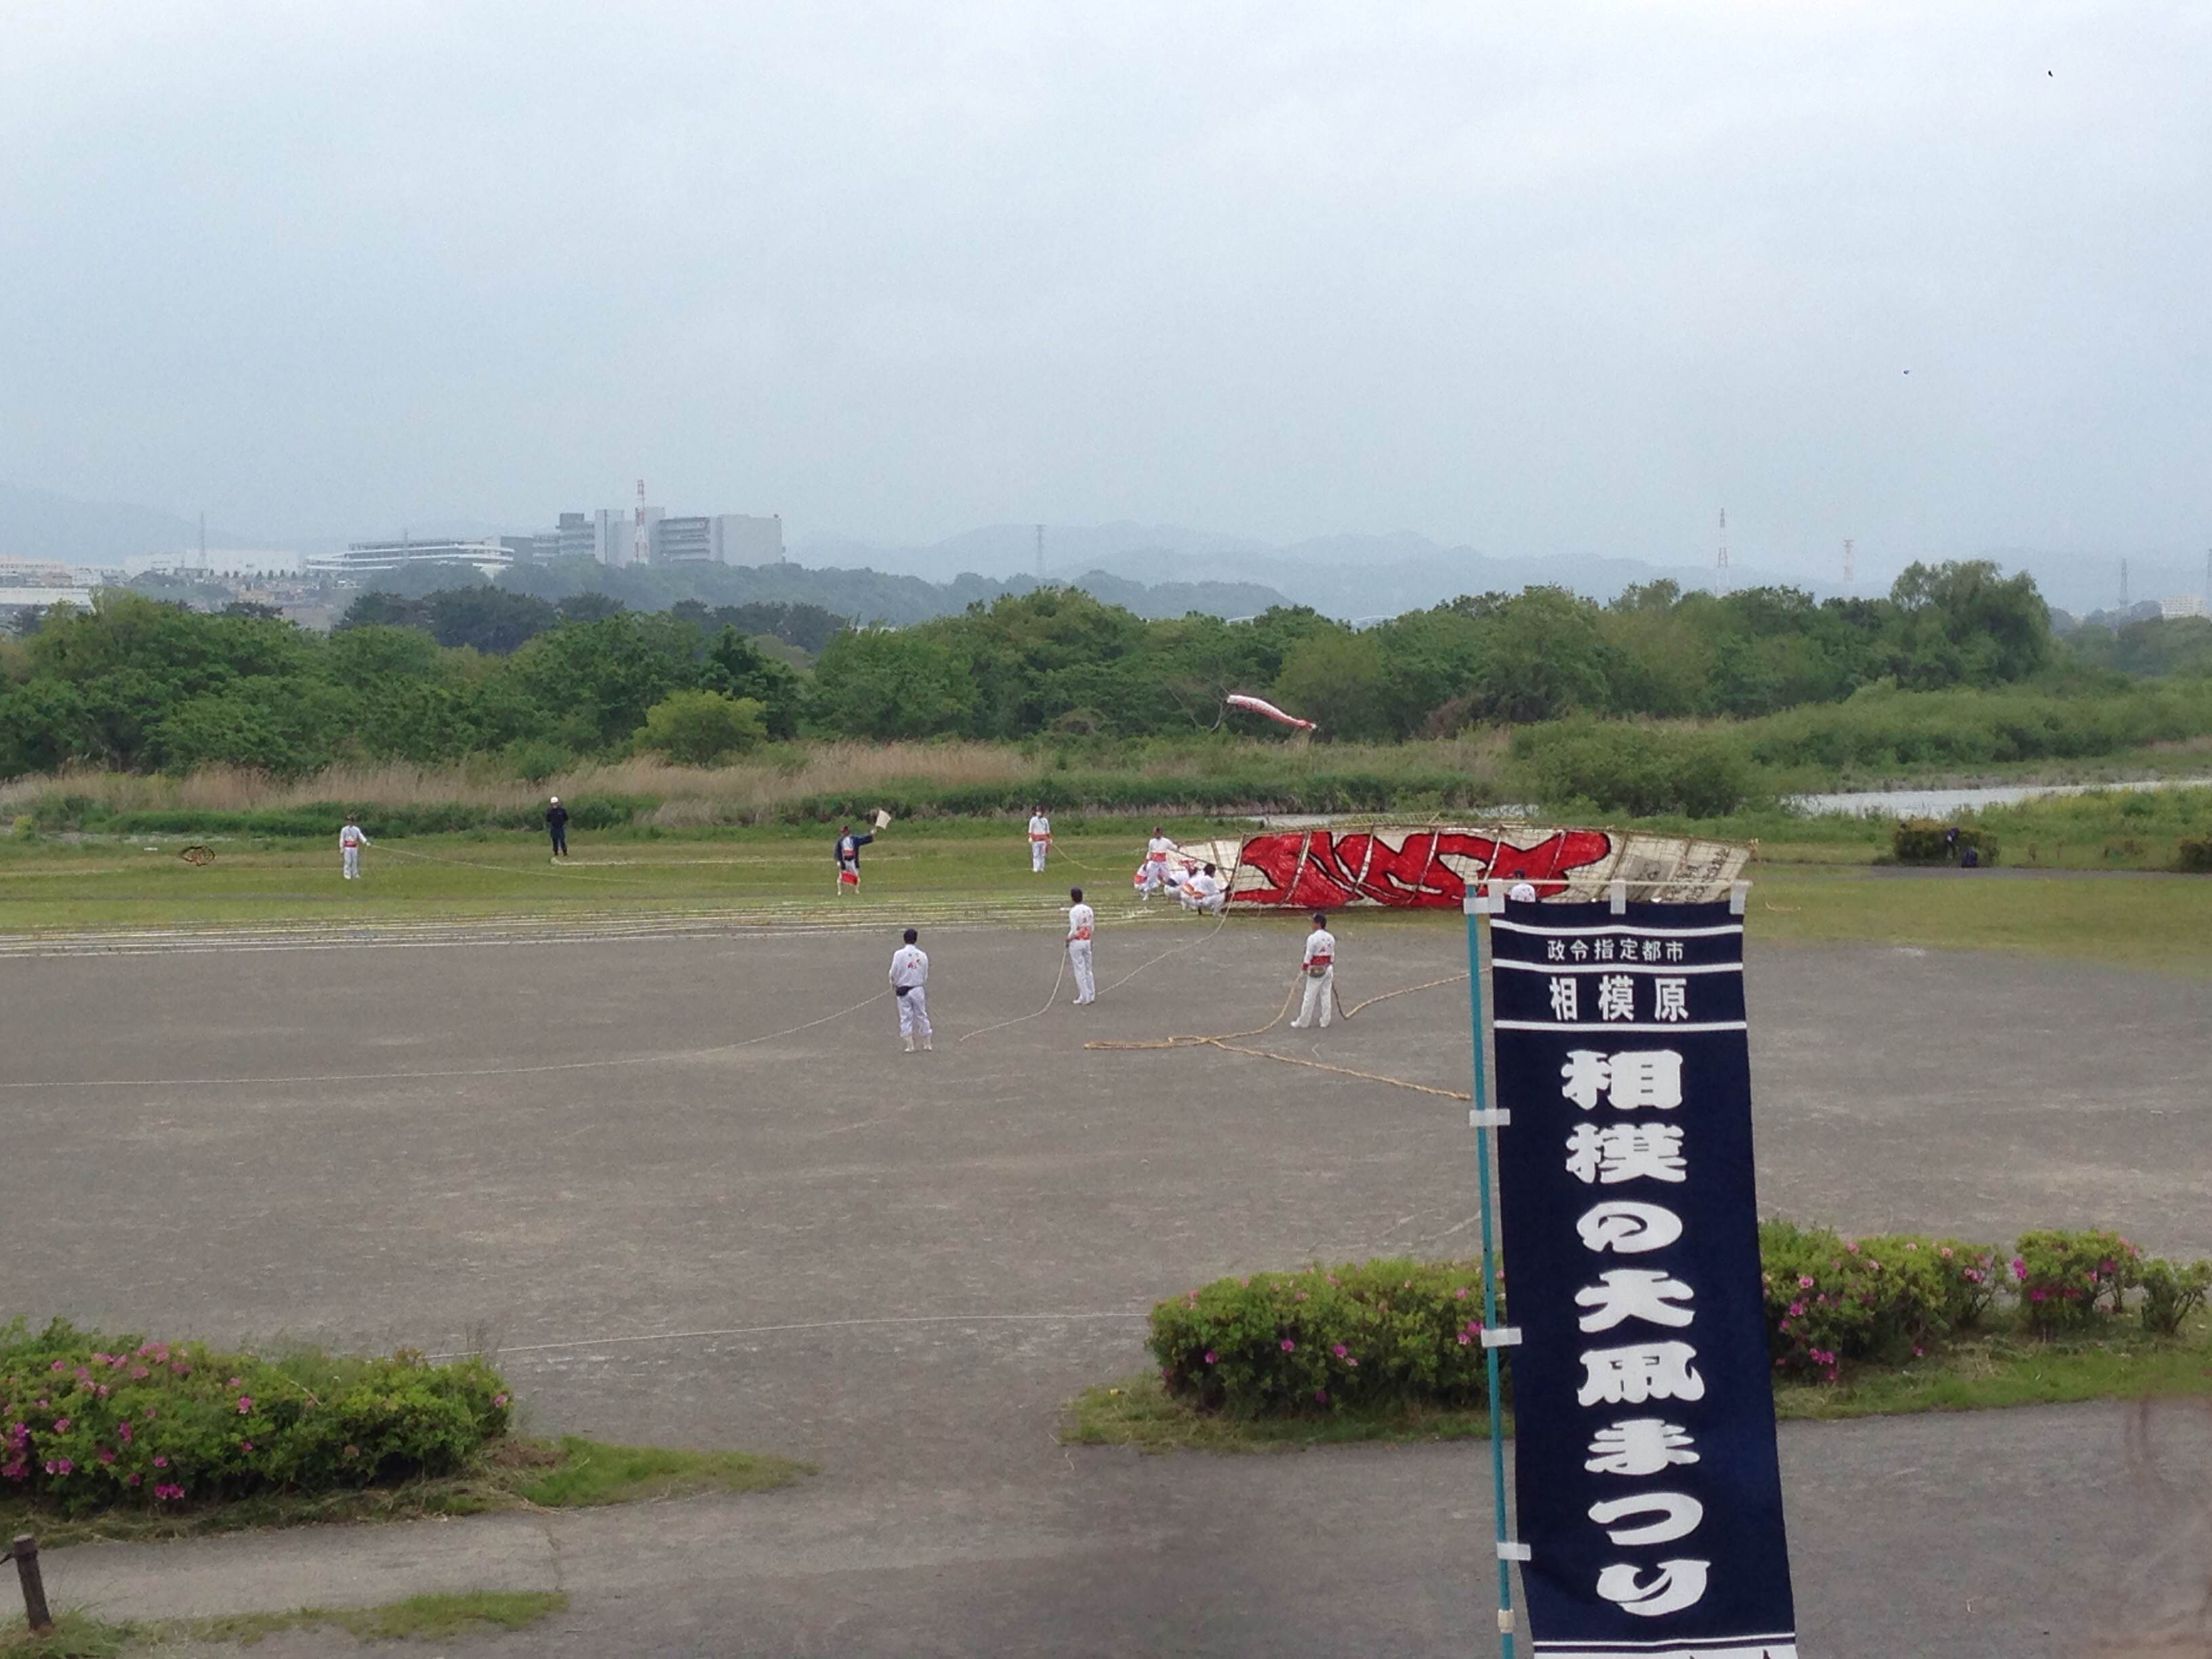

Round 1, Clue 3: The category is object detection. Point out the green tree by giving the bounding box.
[1273,630,1391,741]
[808,628,977,739]
[635,691,769,764]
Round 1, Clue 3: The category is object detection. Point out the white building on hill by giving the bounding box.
[307,539,513,579]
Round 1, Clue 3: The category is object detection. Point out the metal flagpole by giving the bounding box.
[1463,883,1518,1657]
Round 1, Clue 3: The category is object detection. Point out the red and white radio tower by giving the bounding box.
[633,478,651,569]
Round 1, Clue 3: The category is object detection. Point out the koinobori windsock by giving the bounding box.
[1225,693,1316,731]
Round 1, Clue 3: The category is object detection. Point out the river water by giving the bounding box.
[1787,776,2211,819]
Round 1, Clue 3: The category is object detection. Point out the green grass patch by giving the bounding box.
[0,1434,810,1549]
[1067,1317,2212,1453]
[498,1433,804,1508]
[2,813,2207,975]
[0,1592,568,1656]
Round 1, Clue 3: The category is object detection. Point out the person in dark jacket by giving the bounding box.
[546,796,569,860]
[836,823,874,893]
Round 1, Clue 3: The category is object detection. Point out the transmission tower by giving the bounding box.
[1036,523,1044,579]
[633,479,652,569]
[1716,509,1729,593]
[2120,557,2129,611]
[1842,537,1854,590]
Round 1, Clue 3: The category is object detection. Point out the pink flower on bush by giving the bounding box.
[154,1483,184,1501]
[1313,1389,1328,1404]
[131,1366,148,1380]
[237,1396,253,1415]
[1786,1303,1804,1317]
[1904,1242,1918,1252]
[2030,1290,2047,1303]
[52,1418,70,1434]
[228,1377,243,1389]
[98,1448,116,1464]
[1203,1352,1217,1366]
[1279,1338,1295,1353]
[47,1459,73,1476]
[118,1422,133,1443]
[153,1455,169,1468]
[493,1394,509,1408]
[1457,1333,1471,1346]
[1797,1275,1814,1289]
[125,1473,140,1487]
[1939,1246,1954,1259]
[1845,1241,1859,1254]
[2012,1256,2028,1282]
[1332,1344,1347,1359]
[1455,1288,1468,1300]
[49,1360,64,1372]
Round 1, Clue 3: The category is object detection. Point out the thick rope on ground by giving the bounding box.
[958,949,1068,1043]
[1085,968,1473,1100]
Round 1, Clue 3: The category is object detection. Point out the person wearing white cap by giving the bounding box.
[546,796,569,861]
[1507,881,1538,903]
[340,814,371,880]
[889,926,933,1051]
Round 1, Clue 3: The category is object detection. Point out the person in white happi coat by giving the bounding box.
[1066,886,1097,1005]
[1027,807,1052,874]
[1179,862,1227,914]
[889,927,933,1052]
[340,815,372,880]
[1139,826,1178,899]
[1289,912,1336,1029]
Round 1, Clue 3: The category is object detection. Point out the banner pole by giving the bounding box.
[1464,884,1517,1657]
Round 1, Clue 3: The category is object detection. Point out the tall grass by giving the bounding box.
[0,734,1517,835]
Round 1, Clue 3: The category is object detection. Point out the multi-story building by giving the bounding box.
[2158,594,2207,619]
[306,539,514,579]
[649,513,785,567]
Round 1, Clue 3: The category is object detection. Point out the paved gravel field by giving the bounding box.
[5,914,2205,1655]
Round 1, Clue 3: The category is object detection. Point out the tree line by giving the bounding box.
[2,559,2196,781]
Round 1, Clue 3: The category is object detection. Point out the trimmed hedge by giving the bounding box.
[0,1319,510,1515]
[1150,1227,2211,1416]
[1891,817,1999,866]
[1151,1261,1499,1416]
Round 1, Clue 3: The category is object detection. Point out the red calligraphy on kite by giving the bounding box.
[1230,827,1615,908]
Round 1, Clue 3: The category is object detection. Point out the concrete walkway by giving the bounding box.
[37,1399,2212,1656]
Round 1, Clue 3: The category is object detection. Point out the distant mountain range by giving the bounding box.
[7,480,2202,623]
[798,522,1811,617]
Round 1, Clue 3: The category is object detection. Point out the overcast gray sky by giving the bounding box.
[3,1,2205,579]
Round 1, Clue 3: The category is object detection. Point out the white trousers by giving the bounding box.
[1292,966,1333,1028]
[342,846,361,880]
[1140,859,1168,895]
[1031,841,1048,872]
[897,986,931,1040]
[1068,939,1094,1004]
[1179,891,1225,914]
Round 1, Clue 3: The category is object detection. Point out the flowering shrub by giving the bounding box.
[1151,1227,2211,1413]
[2137,1259,2212,1336]
[1757,1223,1999,1378]
[2011,1229,2138,1335]
[0,1319,510,1515]
[1149,1260,1502,1416]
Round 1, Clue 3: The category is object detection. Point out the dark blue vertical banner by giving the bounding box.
[1489,899,1797,1659]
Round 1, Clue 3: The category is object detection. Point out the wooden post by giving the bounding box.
[11,1534,53,1634]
